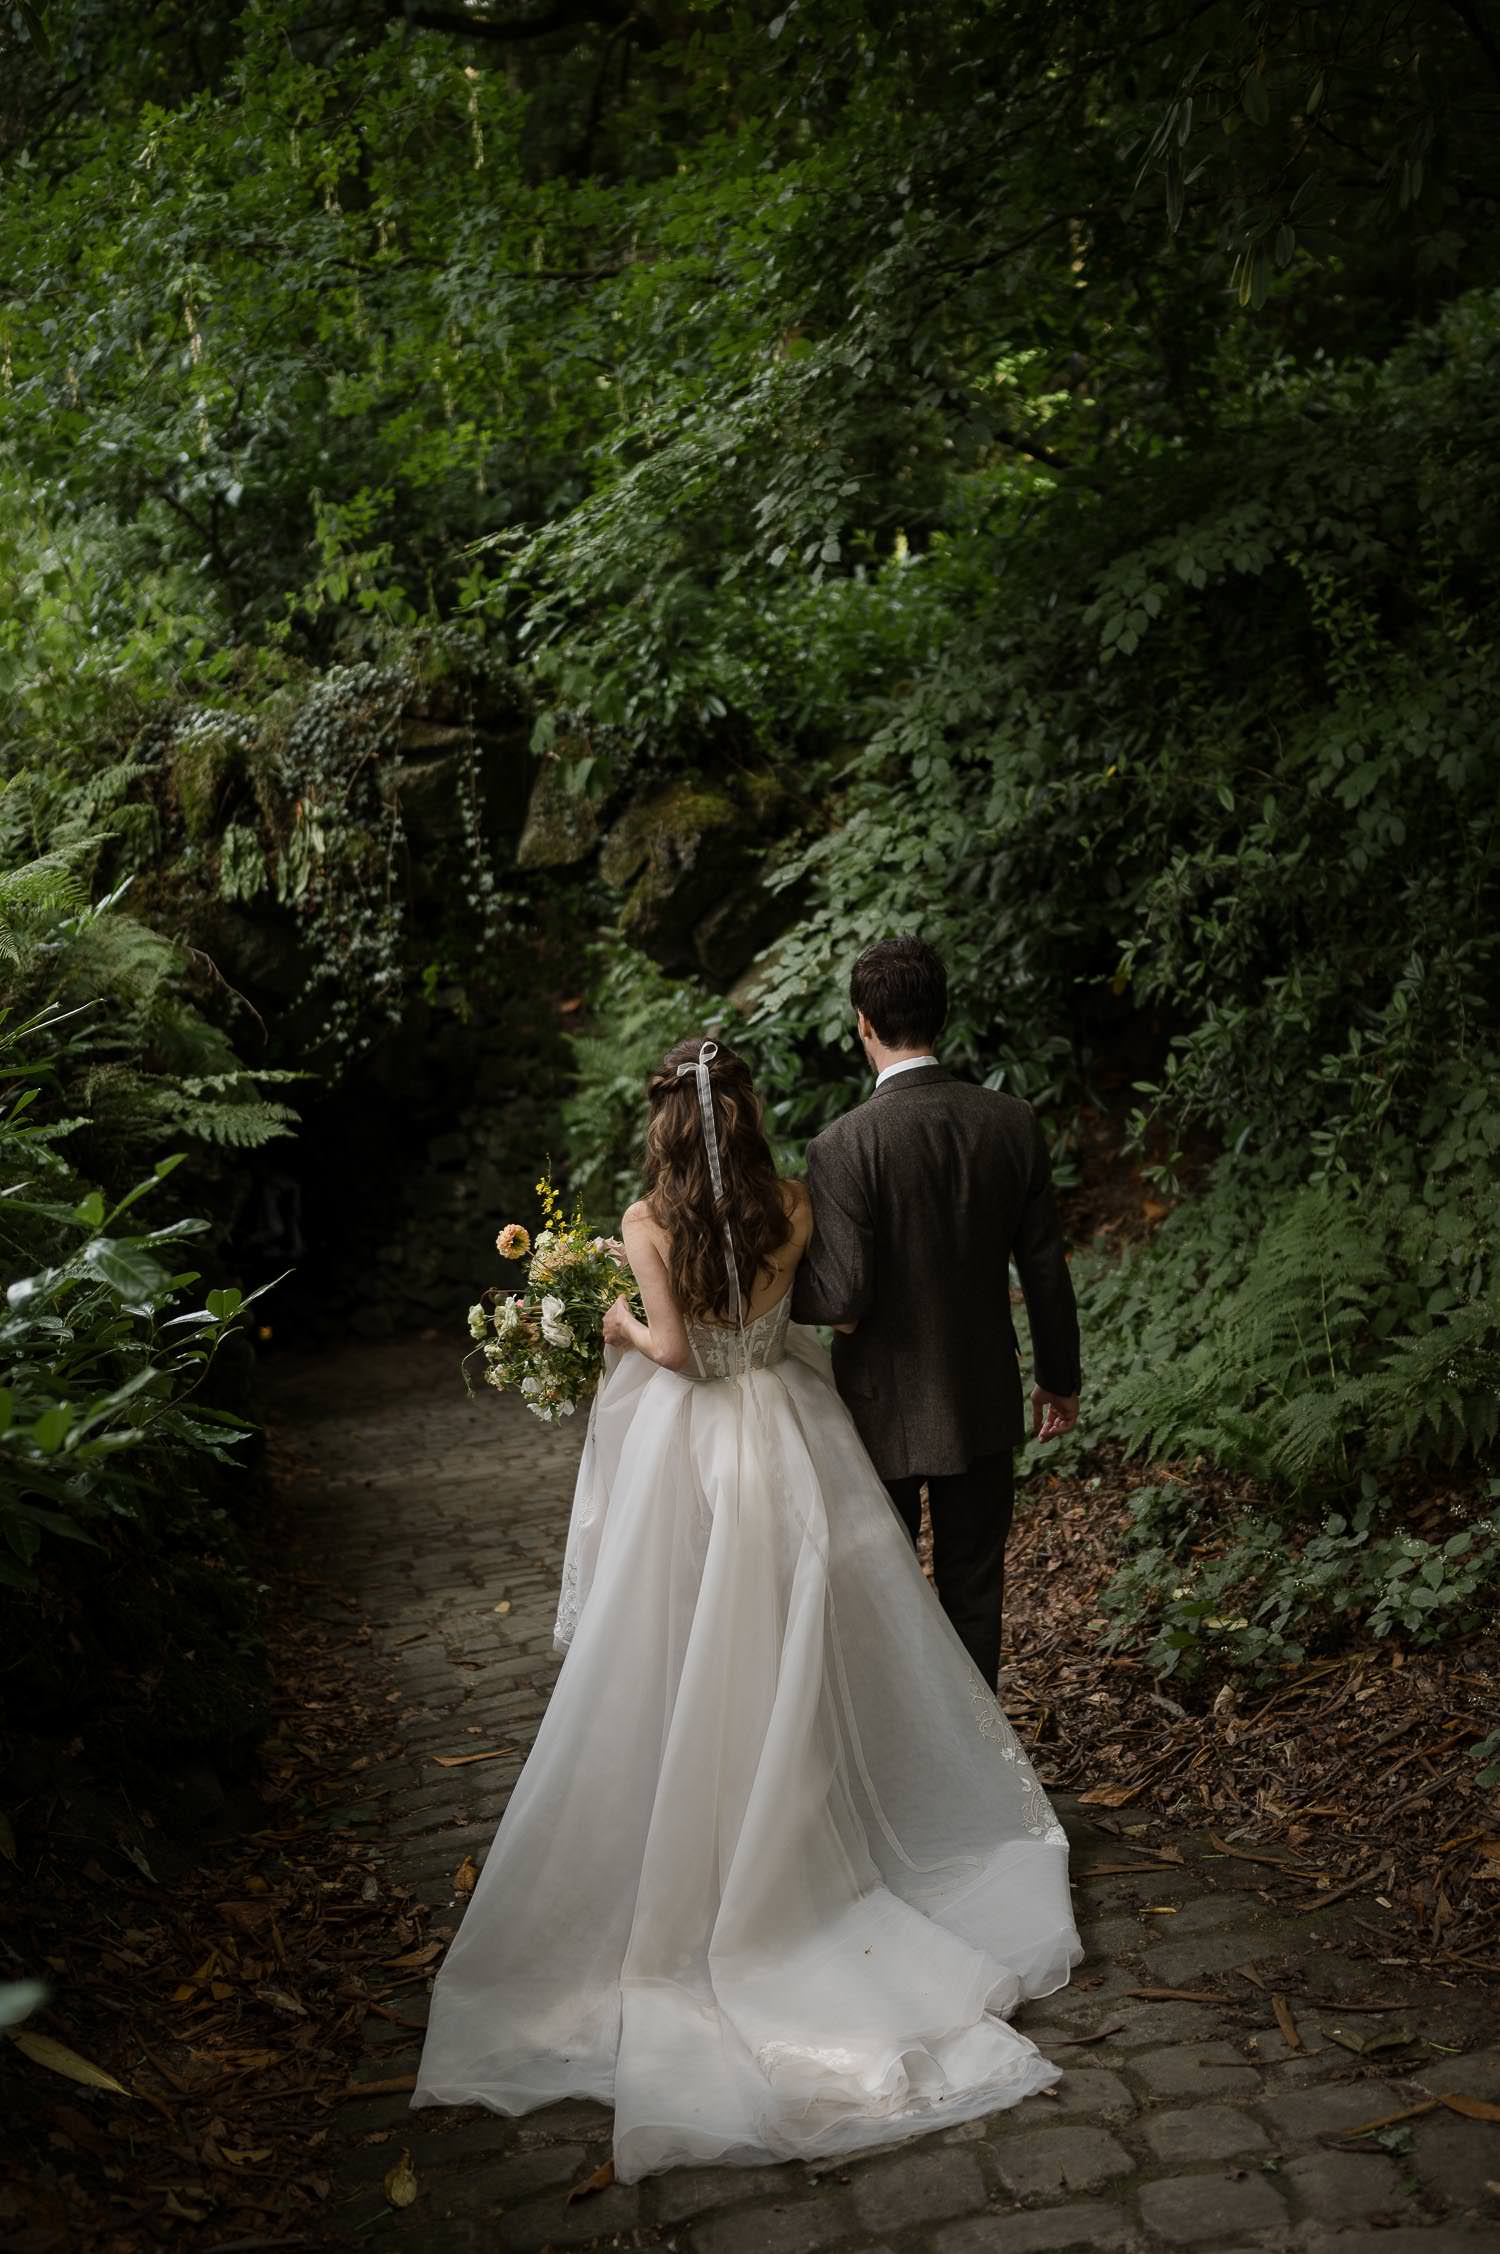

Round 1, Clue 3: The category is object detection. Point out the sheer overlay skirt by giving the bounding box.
[410,1323,1082,2180]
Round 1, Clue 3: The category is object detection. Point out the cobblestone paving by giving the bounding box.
[265,1339,1500,2254]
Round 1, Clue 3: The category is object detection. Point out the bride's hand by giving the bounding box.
[602,1294,634,1349]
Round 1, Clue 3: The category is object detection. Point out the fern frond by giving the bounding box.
[1362,1300,1500,1462]
[1265,1384,1365,1486]
[179,1069,314,1095]
[171,1098,299,1149]
[60,910,181,1017]
[0,850,90,966]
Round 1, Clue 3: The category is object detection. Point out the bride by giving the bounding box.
[410,1037,1082,2182]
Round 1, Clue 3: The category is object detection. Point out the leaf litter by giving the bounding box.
[1000,1447,1500,1979]
[0,1440,446,2250]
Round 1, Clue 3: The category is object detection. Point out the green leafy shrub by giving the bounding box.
[1099,1474,1500,1682]
[1052,1049,1500,1674]
[0,993,279,1590]
[562,941,721,1220]
[0,1159,262,1588]
[1076,1061,1499,1491]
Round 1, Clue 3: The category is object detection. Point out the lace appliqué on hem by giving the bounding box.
[553,1542,580,1651]
[970,1683,1068,1846]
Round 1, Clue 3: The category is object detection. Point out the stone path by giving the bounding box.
[265,1339,1500,2253]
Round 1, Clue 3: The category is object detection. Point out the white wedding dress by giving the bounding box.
[411,1291,1082,2182]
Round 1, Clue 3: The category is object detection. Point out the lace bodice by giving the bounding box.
[686,1291,793,1381]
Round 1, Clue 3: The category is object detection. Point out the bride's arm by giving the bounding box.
[603,1205,692,1372]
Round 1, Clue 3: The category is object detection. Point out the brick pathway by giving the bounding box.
[265,1339,1499,2253]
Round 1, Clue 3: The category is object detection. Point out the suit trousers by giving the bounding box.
[883,1449,1016,1692]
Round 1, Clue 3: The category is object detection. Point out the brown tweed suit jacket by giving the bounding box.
[790,1065,1081,1483]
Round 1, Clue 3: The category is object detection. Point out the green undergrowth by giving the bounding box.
[1028,1067,1500,1698]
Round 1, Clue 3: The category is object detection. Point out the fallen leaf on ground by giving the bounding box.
[1048,2022,1126,2045]
[383,2147,418,2207]
[1324,2023,1415,2055]
[1084,1861,1184,1876]
[1208,1834,1318,1872]
[1439,2092,1500,2123]
[1293,1866,1381,1914]
[567,2158,616,2202]
[382,1941,442,1969]
[431,1749,514,1767]
[8,2029,131,2095]
[1123,1987,1232,2005]
[453,1855,479,1895]
[1337,2099,1438,2138]
[1272,1994,1301,2051]
[253,1985,308,2016]
[1297,1995,1408,2011]
[1078,1784,1142,1807]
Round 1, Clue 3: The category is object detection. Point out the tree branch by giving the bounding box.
[932,209,1078,279]
[991,426,1074,475]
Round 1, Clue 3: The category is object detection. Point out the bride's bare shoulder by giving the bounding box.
[778,1177,812,1236]
[622,1198,663,1241]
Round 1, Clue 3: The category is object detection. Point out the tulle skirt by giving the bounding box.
[410,1323,1082,2181]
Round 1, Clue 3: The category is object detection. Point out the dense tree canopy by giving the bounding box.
[2,0,1498,1743]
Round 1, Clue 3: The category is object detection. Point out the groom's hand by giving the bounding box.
[1030,1385,1079,1443]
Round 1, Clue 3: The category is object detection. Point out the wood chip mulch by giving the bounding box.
[1002,1449,1500,1980]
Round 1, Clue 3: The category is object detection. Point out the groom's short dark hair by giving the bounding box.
[850,936,948,1049]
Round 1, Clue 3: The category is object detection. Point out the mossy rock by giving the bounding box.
[198,901,308,1002]
[599,775,802,979]
[694,860,812,988]
[170,718,249,842]
[379,751,467,847]
[516,753,602,868]
[380,728,531,852]
[598,780,749,970]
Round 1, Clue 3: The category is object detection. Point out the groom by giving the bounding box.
[791,935,1081,1690]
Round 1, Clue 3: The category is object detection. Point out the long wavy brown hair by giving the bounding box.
[643,1038,793,1323]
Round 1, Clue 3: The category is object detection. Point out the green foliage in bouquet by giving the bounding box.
[465,1172,639,1424]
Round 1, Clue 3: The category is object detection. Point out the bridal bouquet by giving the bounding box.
[466,1172,637,1422]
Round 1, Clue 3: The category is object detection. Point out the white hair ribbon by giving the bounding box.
[677,1039,725,1203]
[676,1038,745,1341]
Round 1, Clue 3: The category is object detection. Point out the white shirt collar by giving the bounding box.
[874,1054,940,1089]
